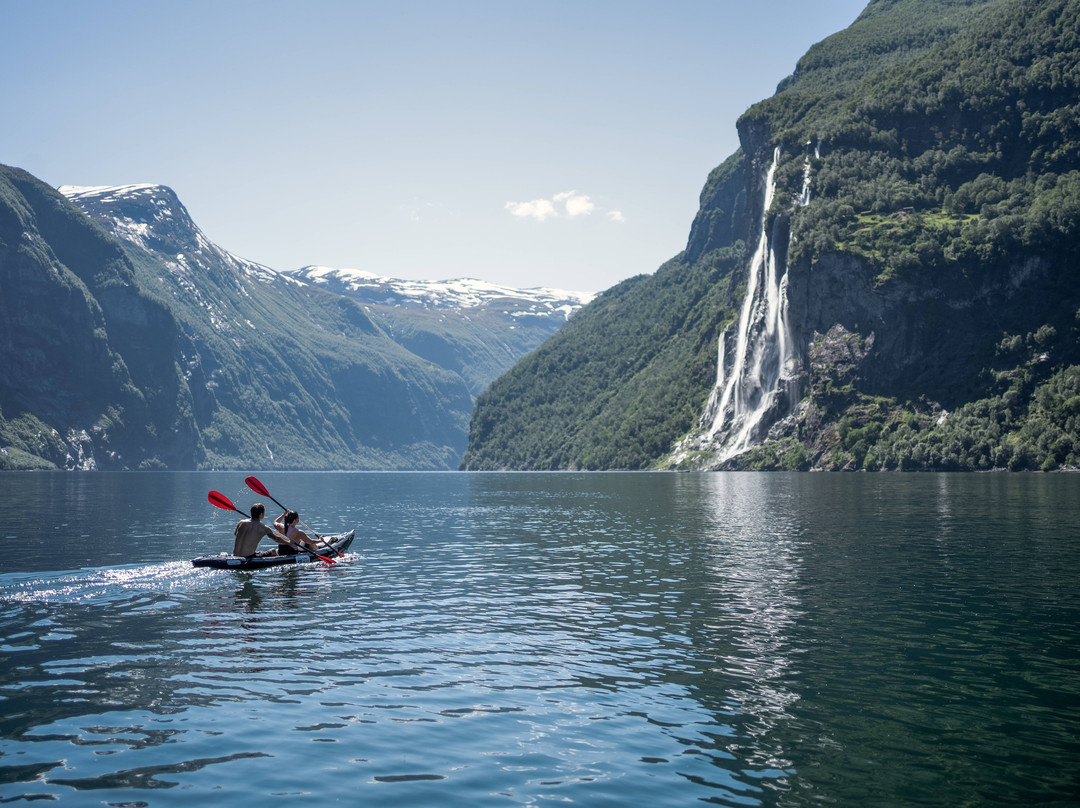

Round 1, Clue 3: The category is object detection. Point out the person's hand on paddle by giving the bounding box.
[246,476,344,558]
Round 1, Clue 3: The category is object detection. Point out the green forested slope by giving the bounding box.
[463,0,1080,471]
[1,172,473,470]
[777,0,1080,274]
[761,0,1080,470]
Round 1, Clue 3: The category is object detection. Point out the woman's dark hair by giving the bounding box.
[283,510,299,529]
[250,503,265,519]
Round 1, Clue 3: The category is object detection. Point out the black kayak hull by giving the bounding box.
[191,530,355,569]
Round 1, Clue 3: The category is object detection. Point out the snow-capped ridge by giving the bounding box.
[59,183,164,201]
[285,265,595,316]
[60,182,281,284]
[59,184,594,319]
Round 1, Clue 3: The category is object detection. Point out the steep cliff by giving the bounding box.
[0,168,200,469]
[463,0,1080,471]
[684,0,1080,471]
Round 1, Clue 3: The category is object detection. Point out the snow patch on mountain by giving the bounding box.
[60,183,284,285]
[286,266,594,317]
[60,183,162,201]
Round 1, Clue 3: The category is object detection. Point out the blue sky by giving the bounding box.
[3,1,867,292]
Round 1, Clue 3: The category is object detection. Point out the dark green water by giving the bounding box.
[1,472,1078,805]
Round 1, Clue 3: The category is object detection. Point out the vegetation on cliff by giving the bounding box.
[777,0,1080,276]
[463,0,1080,471]
[727,0,1080,471]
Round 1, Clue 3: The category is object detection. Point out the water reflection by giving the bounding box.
[682,474,803,790]
[232,575,265,613]
[0,592,194,757]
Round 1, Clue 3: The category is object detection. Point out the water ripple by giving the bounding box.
[1,472,1078,807]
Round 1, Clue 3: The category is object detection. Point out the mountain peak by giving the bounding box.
[59,182,202,255]
[59,182,287,289]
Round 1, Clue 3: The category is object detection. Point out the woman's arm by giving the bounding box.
[291,528,317,549]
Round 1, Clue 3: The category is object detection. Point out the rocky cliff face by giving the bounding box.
[661,0,1080,471]
[675,117,1078,471]
[787,250,1054,400]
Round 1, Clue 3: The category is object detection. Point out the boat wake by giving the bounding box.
[0,561,202,607]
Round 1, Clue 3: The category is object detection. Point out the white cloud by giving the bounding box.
[506,189,615,222]
[505,198,557,222]
[556,190,595,217]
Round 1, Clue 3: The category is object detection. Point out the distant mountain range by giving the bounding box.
[0,174,589,470]
[281,265,592,397]
[285,265,589,315]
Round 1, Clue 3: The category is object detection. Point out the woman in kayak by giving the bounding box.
[273,510,319,556]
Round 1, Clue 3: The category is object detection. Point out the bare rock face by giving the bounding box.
[809,324,875,391]
[787,250,1055,405]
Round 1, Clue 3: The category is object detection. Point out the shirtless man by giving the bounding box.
[233,503,290,557]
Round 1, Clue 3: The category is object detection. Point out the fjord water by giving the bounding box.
[1,472,1077,806]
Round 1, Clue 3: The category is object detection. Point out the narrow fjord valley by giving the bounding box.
[3,6,1079,805]
[0,174,588,470]
[464,0,1080,472]
[3,0,1078,474]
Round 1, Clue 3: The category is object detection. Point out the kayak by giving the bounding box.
[191,530,355,569]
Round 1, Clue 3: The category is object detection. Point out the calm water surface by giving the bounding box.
[0,472,1078,806]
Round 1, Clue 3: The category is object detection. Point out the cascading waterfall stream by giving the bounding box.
[700,144,817,463]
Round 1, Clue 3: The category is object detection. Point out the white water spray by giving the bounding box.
[700,144,816,463]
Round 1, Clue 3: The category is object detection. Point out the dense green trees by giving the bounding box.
[822,361,1080,472]
[731,312,1080,472]
[778,0,1080,277]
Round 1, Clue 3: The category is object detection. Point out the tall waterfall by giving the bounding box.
[700,144,816,463]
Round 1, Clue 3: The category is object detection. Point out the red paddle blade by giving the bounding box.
[245,476,270,496]
[208,490,240,513]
